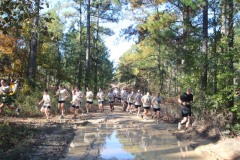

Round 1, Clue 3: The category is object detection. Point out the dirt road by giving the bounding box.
[0,105,240,160]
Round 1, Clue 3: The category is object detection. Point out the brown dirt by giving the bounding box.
[0,105,240,160]
[0,116,75,160]
[173,123,240,160]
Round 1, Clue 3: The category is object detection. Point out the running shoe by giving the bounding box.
[178,122,182,130]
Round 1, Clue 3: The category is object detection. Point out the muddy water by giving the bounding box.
[63,122,204,160]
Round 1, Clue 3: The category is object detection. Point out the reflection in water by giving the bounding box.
[100,130,135,159]
[64,123,204,160]
[178,140,189,158]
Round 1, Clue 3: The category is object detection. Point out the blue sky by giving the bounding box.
[102,21,134,66]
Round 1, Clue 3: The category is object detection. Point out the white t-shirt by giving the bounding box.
[71,94,81,106]
[134,93,142,105]
[1,85,10,95]
[152,96,161,109]
[127,93,135,103]
[114,89,120,98]
[76,90,84,102]
[121,91,128,102]
[107,92,115,102]
[43,94,51,106]
[56,89,68,101]
[141,95,151,107]
[86,91,94,102]
[97,91,105,102]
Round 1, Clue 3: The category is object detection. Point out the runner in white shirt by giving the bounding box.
[127,90,135,114]
[141,92,152,120]
[56,85,69,119]
[113,87,121,105]
[0,79,20,114]
[121,88,129,112]
[39,89,51,119]
[86,87,94,113]
[134,90,142,117]
[75,86,85,114]
[151,92,161,122]
[107,89,115,112]
[96,88,105,113]
[70,89,81,118]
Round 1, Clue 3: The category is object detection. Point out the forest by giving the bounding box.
[0,0,240,133]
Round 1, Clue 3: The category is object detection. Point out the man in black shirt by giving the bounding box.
[178,87,193,131]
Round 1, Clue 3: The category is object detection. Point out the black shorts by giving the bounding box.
[71,105,79,109]
[128,102,133,106]
[117,97,121,100]
[109,101,114,104]
[43,105,51,109]
[98,101,104,104]
[87,101,93,104]
[58,100,65,104]
[143,106,150,110]
[135,104,141,108]
[153,108,160,112]
[1,96,14,105]
[181,106,191,117]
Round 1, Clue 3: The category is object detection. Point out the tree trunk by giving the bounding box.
[227,0,236,123]
[213,6,218,93]
[77,0,83,87]
[94,2,100,94]
[85,0,91,88]
[29,0,40,87]
[56,37,61,86]
[182,5,191,40]
[221,0,227,34]
[201,0,208,91]
[157,43,162,93]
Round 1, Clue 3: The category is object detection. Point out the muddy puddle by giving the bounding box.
[63,121,204,160]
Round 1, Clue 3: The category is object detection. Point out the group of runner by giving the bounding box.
[40,85,194,131]
[114,88,162,122]
[0,79,193,131]
[38,85,163,122]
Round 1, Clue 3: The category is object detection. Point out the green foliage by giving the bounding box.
[15,88,58,117]
[116,0,240,126]
[0,0,34,34]
[228,123,240,134]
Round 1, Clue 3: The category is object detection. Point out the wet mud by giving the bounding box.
[61,108,204,160]
[1,105,240,160]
